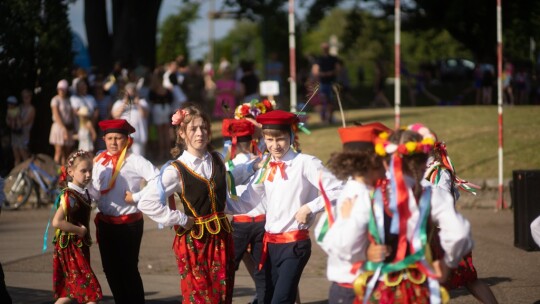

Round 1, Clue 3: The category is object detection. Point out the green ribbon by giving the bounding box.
[316,217,330,242]
[254,157,271,184]
[226,171,237,198]
[365,187,431,275]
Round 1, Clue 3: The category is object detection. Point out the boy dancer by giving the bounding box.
[90,119,158,304]
[240,110,343,303]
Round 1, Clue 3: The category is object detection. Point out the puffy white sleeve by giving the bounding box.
[303,156,343,214]
[430,184,474,268]
[320,193,371,262]
[137,165,188,227]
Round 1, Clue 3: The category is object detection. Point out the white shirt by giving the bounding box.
[239,149,343,234]
[89,152,158,216]
[324,175,473,269]
[138,150,255,227]
[316,179,370,283]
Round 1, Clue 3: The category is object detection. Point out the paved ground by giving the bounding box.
[1,191,540,303]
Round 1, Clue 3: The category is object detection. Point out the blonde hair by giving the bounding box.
[58,150,93,189]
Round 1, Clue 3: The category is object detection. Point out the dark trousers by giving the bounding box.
[97,218,145,304]
[0,262,12,304]
[232,220,266,302]
[329,282,356,304]
[264,239,311,304]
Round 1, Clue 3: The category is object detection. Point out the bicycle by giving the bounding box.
[3,154,60,210]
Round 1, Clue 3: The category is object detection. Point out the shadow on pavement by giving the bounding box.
[449,276,512,299]
[7,286,114,304]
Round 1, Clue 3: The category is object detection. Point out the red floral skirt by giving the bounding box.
[173,229,235,304]
[430,232,478,289]
[53,238,102,302]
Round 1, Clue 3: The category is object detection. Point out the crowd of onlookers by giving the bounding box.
[2,56,275,170]
[2,44,351,172]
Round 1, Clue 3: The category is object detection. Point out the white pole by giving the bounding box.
[209,0,215,66]
[394,0,401,129]
[288,0,297,112]
[496,0,506,209]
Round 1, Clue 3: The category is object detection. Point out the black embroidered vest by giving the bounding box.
[172,151,227,217]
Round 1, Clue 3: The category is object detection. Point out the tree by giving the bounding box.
[384,0,540,64]
[84,0,162,72]
[157,3,199,65]
[0,0,73,159]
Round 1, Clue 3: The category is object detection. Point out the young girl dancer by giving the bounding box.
[424,127,498,304]
[325,125,473,303]
[138,103,242,303]
[51,150,102,303]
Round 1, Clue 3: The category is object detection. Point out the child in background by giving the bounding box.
[75,107,96,153]
[50,150,102,303]
[222,118,267,303]
[239,110,343,303]
[316,122,390,304]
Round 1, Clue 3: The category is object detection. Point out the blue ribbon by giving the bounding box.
[42,190,64,253]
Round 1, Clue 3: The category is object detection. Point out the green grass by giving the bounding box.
[211,105,540,179]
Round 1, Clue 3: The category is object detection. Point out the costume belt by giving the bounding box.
[232,214,266,223]
[55,233,92,248]
[94,212,143,243]
[175,212,232,240]
[258,229,310,270]
[336,282,354,289]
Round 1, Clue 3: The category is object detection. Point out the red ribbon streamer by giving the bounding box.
[392,154,410,262]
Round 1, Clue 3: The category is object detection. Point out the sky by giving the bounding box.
[68,0,235,60]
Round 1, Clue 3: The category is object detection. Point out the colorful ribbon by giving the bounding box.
[42,189,68,252]
[316,171,334,242]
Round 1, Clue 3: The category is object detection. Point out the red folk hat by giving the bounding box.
[338,122,390,150]
[256,110,299,130]
[222,119,254,142]
[98,119,136,135]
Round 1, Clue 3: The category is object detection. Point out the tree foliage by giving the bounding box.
[0,0,73,155]
[157,3,200,65]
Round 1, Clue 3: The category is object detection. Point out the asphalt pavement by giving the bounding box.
[1,191,539,303]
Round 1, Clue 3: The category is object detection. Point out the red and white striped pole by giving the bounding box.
[288,0,297,112]
[394,0,401,129]
[496,0,507,209]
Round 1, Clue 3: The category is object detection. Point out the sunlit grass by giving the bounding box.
[211,106,540,179]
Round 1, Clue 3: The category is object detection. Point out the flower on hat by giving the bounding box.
[234,99,274,119]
